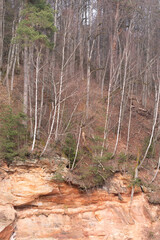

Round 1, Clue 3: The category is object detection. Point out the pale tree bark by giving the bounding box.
[138,75,160,168]
[125,82,134,155]
[51,0,57,69]
[41,70,57,156]
[23,43,29,117]
[48,102,54,135]
[101,52,110,99]
[4,1,22,91]
[37,49,49,139]
[101,40,125,157]
[131,70,160,202]
[54,4,74,142]
[86,1,95,119]
[71,123,82,170]
[101,48,114,157]
[54,26,67,141]
[3,18,17,102]
[4,42,16,93]
[142,5,152,107]
[150,156,160,183]
[11,44,18,91]
[113,43,130,156]
[54,17,80,140]
[11,7,22,91]
[31,48,41,151]
[0,0,4,82]
[112,1,120,90]
[29,84,33,138]
[96,0,102,85]
[28,45,34,138]
[79,18,84,80]
[37,79,44,139]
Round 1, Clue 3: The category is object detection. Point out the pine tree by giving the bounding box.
[0,106,27,162]
[14,0,56,151]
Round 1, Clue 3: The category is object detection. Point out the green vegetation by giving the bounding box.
[104,152,114,160]
[90,157,113,186]
[94,135,103,142]
[0,106,28,162]
[142,137,155,158]
[15,0,56,47]
[93,152,114,163]
[118,152,127,163]
[52,172,64,182]
[62,133,77,167]
[130,177,142,188]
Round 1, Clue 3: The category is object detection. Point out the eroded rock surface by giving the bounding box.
[0,159,160,240]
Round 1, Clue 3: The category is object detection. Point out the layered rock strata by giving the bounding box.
[0,159,159,240]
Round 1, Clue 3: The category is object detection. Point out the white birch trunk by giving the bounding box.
[55,28,66,141]
[37,80,44,139]
[86,1,94,119]
[31,51,40,151]
[86,40,91,119]
[138,79,160,168]
[23,43,28,117]
[150,157,160,183]
[29,85,33,138]
[71,124,82,170]
[101,52,110,99]
[41,75,57,156]
[125,83,133,154]
[101,47,114,157]
[28,45,34,138]
[11,44,18,91]
[41,104,57,156]
[113,49,129,156]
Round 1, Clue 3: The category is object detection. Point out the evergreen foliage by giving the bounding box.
[63,134,77,167]
[15,0,56,48]
[0,106,27,162]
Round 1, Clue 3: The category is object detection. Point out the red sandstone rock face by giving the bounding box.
[0,161,160,240]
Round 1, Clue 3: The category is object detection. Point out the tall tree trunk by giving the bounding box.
[55,26,67,141]
[113,48,129,156]
[86,0,95,119]
[23,43,28,117]
[31,50,41,151]
[101,48,113,157]
[0,0,4,82]
[41,70,57,156]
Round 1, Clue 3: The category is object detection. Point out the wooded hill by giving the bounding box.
[0,0,160,185]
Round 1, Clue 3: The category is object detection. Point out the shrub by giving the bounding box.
[52,172,64,182]
[94,135,103,142]
[118,152,127,163]
[104,152,114,160]
[93,153,113,163]
[89,159,113,186]
[130,177,142,187]
[0,106,27,162]
[62,133,77,167]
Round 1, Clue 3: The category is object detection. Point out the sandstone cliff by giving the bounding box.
[0,158,160,240]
